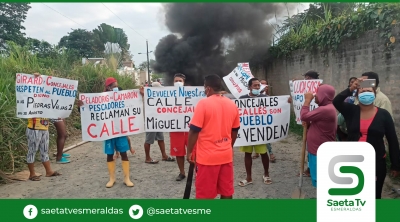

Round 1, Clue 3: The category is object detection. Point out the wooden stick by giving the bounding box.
[53,141,90,156]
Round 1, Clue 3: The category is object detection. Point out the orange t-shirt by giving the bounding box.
[190,94,240,165]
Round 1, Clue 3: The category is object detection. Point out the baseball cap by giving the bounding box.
[302,70,319,79]
[105,77,117,87]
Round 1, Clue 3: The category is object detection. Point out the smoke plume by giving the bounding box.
[153,3,293,85]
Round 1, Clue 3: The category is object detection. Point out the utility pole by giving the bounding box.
[138,40,153,83]
[146,40,150,82]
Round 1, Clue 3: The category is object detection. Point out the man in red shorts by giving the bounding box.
[170,73,193,181]
[186,74,240,199]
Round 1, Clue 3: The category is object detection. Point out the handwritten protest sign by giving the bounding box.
[79,89,144,141]
[16,73,78,118]
[289,80,295,98]
[223,63,265,99]
[144,86,206,132]
[291,79,323,124]
[233,96,290,147]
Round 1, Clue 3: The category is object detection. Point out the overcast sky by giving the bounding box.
[23,3,309,65]
[23,3,168,65]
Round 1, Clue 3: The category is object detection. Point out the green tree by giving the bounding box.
[0,3,31,49]
[277,3,358,35]
[138,59,155,71]
[58,29,99,58]
[92,23,130,62]
[25,37,56,58]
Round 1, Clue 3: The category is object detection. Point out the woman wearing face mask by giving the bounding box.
[333,78,400,199]
[78,77,134,188]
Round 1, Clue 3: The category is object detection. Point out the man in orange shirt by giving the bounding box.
[186,74,240,199]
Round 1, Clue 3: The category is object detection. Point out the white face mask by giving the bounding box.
[174,82,183,87]
[112,87,119,92]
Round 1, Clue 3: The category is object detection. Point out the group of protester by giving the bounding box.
[294,70,400,199]
[23,70,400,200]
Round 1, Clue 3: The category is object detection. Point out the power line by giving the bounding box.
[42,3,86,29]
[101,3,146,40]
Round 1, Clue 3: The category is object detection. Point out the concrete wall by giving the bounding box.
[256,27,400,129]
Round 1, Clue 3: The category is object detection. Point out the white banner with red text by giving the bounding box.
[291,79,323,125]
[233,96,290,147]
[144,86,206,132]
[79,89,144,141]
[15,73,78,118]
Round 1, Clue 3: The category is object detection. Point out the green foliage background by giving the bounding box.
[0,43,136,181]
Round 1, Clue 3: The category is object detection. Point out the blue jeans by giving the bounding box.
[308,153,317,187]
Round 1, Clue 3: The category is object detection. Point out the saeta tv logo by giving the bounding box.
[328,155,364,196]
[317,142,375,222]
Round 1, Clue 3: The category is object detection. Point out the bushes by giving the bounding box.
[0,43,136,180]
[270,3,400,59]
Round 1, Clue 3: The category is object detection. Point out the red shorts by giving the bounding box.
[195,162,234,199]
[169,132,188,157]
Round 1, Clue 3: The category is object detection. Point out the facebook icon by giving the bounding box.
[23,205,38,219]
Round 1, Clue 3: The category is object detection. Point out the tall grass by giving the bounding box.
[0,42,136,182]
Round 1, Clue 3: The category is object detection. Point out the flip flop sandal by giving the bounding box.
[29,176,41,181]
[145,159,159,164]
[252,155,260,159]
[162,156,175,162]
[46,171,62,177]
[270,156,276,163]
[238,179,253,187]
[263,176,272,185]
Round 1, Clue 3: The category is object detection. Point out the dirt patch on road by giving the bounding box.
[1,131,397,199]
[0,132,319,199]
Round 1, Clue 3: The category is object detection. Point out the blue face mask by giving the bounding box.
[251,89,260,96]
[358,92,375,105]
[113,87,119,92]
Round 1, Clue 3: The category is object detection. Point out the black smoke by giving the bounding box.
[153,3,292,86]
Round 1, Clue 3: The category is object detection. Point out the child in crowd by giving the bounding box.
[78,78,134,188]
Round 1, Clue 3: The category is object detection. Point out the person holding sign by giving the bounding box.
[113,87,135,160]
[253,79,276,163]
[78,77,134,188]
[300,84,337,188]
[169,73,195,181]
[142,82,176,164]
[333,77,400,199]
[186,74,240,199]
[290,70,320,178]
[238,78,273,186]
[26,73,62,181]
